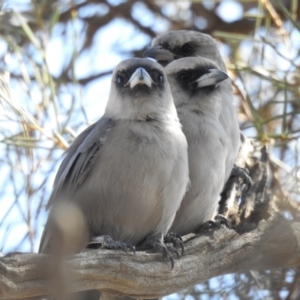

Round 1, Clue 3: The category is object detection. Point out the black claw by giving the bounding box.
[164,232,185,257]
[87,235,135,254]
[214,214,231,229]
[179,242,184,257]
[144,234,176,270]
[115,241,122,250]
[165,244,180,260]
[162,246,175,270]
[172,248,180,260]
[169,255,175,270]
[197,220,215,232]
[128,244,136,254]
[197,215,231,233]
[231,166,252,192]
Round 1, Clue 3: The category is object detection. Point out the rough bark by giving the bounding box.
[1,214,300,300]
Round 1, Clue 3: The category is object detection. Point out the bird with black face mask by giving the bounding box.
[39,58,189,269]
[144,30,241,195]
[164,56,229,236]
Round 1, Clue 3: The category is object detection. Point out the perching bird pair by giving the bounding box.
[39,31,240,269]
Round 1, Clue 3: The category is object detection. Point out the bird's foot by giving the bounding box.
[197,214,231,233]
[214,214,231,228]
[164,232,184,257]
[231,165,252,192]
[87,235,135,254]
[145,233,179,270]
[219,166,252,213]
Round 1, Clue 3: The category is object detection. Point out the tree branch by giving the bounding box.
[1,215,300,300]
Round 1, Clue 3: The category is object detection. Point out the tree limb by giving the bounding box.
[1,214,300,300]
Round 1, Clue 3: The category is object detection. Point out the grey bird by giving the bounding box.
[39,58,189,265]
[144,30,240,190]
[164,56,231,235]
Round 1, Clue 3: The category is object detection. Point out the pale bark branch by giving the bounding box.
[1,214,300,300]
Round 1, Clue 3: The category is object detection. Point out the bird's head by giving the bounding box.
[143,30,225,71]
[105,58,176,121]
[165,57,228,114]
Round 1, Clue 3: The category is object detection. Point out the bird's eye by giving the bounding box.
[117,75,125,85]
[150,70,164,84]
[157,72,164,83]
[178,72,191,81]
[181,43,192,54]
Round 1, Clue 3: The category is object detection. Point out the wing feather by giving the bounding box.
[47,117,115,208]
